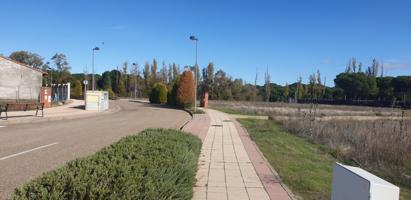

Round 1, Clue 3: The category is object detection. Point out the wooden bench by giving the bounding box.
[0,102,44,120]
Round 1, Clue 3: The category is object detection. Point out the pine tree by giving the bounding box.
[102,71,111,90]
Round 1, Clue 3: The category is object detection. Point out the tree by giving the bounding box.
[172,63,179,81]
[151,59,158,85]
[110,69,126,96]
[253,67,258,101]
[366,59,379,78]
[168,63,173,86]
[201,62,214,96]
[131,63,140,98]
[297,76,304,100]
[392,76,411,102]
[284,82,290,100]
[143,62,151,97]
[101,71,112,90]
[71,80,83,99]
[9,51,44,69]
[51,53,71,83]
[231,79,243,101]
[214,70,232,100]
[177,70,195,108]
[377,77,394,101]
[149,83,168,104]
[167,77,180,106]
[161,61,167,84]
[335,72,373,100]
[264,66,271,102]
[122,62,130,96]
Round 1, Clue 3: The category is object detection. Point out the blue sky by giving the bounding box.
[0,0,410,86]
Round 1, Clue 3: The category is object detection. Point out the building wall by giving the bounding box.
[0,57,43,100]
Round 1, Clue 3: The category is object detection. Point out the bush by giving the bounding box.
[149,83,168,104]
[167,78,180,106]
[71,80,83,99]
[12,129,202,200]
[177,71,195,108]
[107,88,117,100]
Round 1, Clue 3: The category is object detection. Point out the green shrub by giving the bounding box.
[12,129,202,200]
[167,78,180,106]
[149,83,168,104]
[107,88,117,100]
[71,80,83,99]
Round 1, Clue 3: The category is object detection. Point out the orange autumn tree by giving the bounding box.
[176,70,195,108]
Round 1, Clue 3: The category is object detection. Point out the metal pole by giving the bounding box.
[92,49,95,91]
[194,40,198,113]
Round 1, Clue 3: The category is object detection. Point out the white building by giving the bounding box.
[0,55,47,100]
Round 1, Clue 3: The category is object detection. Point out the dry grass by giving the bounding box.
[209,100,406,117]
[210,100,411,197]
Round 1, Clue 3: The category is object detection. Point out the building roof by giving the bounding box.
[0,55,48,76]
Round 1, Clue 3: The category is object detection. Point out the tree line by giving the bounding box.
[6,51,411,107]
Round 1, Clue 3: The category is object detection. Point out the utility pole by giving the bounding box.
[92,47,100,91]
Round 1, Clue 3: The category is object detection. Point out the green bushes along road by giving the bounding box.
[12,129,202,200]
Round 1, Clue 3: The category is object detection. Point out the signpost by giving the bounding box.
[83,80,88,103]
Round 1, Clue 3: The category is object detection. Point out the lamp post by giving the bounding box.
[92,47,100,91]
[189,35,198,112]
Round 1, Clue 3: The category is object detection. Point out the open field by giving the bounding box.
[212,101,411,199]
[210,100,410,118]
[239,119,410,200]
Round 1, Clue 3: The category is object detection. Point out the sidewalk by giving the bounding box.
[184,109,291,200]
[0,99,120,125]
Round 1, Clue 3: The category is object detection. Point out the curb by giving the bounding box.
[0,104,121,126]
[179,108,194,130]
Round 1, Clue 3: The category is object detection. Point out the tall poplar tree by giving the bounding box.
[151,59,158,85]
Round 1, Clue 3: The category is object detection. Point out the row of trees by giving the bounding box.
[7,51,410,106]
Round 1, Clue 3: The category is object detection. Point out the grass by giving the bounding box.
[213,107,259,116]
[185,107,206,114]
[238,118,334,200]
[238,118,411,200]
[12,129,202,200]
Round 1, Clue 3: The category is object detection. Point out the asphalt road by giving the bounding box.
[0,100,191,199]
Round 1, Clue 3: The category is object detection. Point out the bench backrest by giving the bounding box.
[5,103,43,111]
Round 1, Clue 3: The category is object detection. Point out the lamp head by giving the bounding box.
[189,36,198,41]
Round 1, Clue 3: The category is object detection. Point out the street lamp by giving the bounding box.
[92,46,100,91]
[189,35,198,112]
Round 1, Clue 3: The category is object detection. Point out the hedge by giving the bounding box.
[12,129,202,200]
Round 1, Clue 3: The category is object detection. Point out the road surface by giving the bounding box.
[0,100,190,199]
